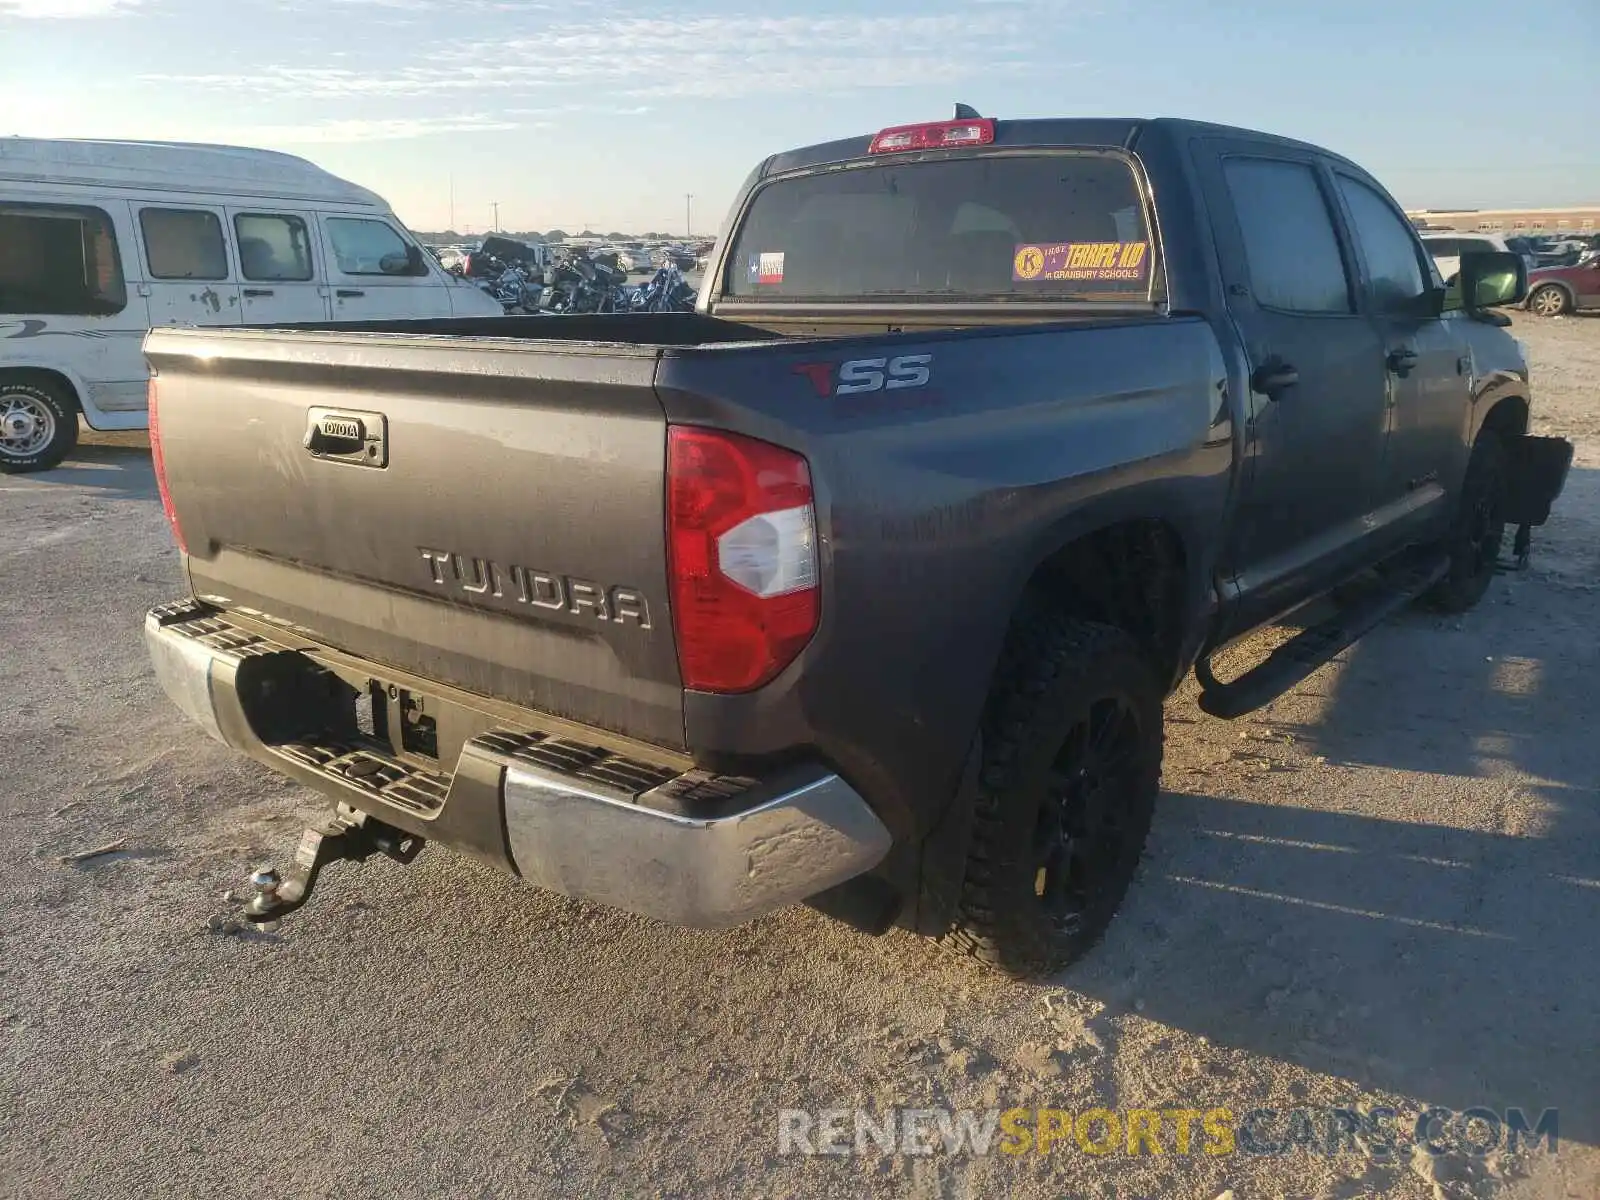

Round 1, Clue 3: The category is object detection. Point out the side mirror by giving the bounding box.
[380,246,426,276]
[1458,250,1527,310]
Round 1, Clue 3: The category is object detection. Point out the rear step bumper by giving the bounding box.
[145,600,891,928]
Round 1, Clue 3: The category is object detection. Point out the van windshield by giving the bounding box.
[723,152,1154,302]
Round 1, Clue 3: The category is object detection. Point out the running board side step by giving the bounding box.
[1196,554,1449,720]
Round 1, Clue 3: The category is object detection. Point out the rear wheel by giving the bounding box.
[943,613,1163,978]
[1528,284,1571,317]
[1424,434,1507,613]
[0,377,79,474]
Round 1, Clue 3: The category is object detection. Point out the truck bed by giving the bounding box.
[146,310,1227,809]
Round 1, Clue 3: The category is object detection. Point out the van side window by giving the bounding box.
[325,218,426,277]
[1221,158,1353,314]
[140,208,229,280]
[235,214,314,282]
[1336,177,1429,312]
[0,203,127,316]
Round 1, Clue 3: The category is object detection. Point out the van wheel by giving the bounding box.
[0,378,79,474]
[942,613,1163,978]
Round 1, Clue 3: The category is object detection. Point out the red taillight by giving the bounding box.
[147,376,187,554]
[868,118,995,155]
[667,427,818,693]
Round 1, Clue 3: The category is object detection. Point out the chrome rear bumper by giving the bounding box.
[145,601,891,928]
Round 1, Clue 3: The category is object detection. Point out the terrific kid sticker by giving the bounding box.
[748,251,785,284]
[1012,241,1149,283]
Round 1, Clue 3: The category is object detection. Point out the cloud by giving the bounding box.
[141,5,1068,101]
[240,114,534,144]
[0,0,142,16]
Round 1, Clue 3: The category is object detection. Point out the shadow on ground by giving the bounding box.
[1074,473,1600,1145]
[21,440,156,499]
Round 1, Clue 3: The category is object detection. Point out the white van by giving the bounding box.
[1,137,502,472]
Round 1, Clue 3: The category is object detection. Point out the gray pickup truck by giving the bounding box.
[143,113,1572,977]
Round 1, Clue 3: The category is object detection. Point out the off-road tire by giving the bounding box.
[0,377,79,474]
[943,613,1164,978]
[1527,284,1571,318]
[1424,434,1508,613]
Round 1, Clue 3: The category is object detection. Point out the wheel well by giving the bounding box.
[0,367,81,412]
[1481,395,1528,443]
[1018,520,1188,683]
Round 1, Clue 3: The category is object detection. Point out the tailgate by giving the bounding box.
[145,327,684,749]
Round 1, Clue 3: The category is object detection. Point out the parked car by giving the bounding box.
[0,137,502,473]
[1420,231,1530,283]
[142,114,1571,977]
[1524,255,1600,315]
[1532,238,1593,268]
[596,246,645,273]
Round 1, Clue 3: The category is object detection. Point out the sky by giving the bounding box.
[3,0,1596,235]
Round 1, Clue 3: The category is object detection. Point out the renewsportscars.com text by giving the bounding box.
[777,1105,1558,1159]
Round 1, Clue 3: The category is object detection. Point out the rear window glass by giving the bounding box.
[723,154,1153,301]
[0,203,126,316]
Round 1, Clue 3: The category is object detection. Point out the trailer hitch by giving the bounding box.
[240,802,424,927]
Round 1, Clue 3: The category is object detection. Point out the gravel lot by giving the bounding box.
[3,317,1597,1200]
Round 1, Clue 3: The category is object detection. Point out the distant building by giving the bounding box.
[1406,206,1600,235]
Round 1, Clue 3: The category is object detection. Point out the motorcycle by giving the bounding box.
[538,252,633,314]
[629,263,697,314]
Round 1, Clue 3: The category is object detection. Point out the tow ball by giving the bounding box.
[239,802,424,927]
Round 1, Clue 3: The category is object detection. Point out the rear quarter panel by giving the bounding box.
[655,316,1233,840]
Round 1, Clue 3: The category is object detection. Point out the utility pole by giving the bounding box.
[685,194,693,238]
[448,175,455,232]
[491,201,500,233]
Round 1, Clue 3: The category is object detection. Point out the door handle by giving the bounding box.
[1386,347,1420,376]
[242,288,274,298]
[336,289,365,298]
[1250,358,1299,399]
[303,407,388,468]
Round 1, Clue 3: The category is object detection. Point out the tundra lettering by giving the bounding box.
[418,548,651,628]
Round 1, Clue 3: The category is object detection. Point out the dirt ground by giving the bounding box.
[2,316,1596,1200]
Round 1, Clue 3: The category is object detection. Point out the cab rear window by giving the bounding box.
[723,153,1154,301]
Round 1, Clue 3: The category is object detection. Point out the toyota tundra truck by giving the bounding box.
[142,113,1572,977]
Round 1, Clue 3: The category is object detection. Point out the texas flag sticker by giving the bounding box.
[747,251,785,284]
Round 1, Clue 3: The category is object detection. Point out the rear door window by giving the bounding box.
[234,213,315,281]
[1221,158,1353,314]
[0,203,126,315]
[723,153,1154,300]
[140,207,229,280]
